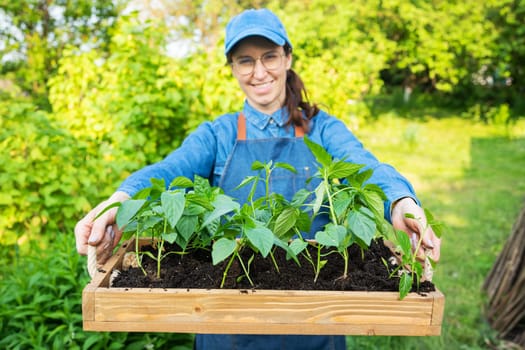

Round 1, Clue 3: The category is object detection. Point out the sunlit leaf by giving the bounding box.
[161,191,185,228]
[212,238,237,265]
[246,226,274,258]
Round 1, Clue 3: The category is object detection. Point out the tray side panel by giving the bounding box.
[84,288,442,335]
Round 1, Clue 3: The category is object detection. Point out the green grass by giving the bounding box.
[346,113,525,349]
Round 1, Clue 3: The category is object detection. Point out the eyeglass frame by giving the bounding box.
[230,50,288,76]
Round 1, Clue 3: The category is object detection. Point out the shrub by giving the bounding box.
[0,232,194,349]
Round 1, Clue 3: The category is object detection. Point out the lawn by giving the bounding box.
[346,113,525,349]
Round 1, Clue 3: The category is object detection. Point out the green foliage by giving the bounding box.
[111,140,425,297]
[0,0,121,109]
[0,100,119,246]
[48,14,203,168]
[0,232,193,349]
[304,136,391,282]
[112,175,237,278]
[384,209,445,300]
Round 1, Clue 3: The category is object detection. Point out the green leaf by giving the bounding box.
[141,214,162,230]
[289,238,308,256]
[291,188,311,206]
[273,207,298,238]
[312,183,326,215]
[251,160,266,171]
[186,193,214,211]
[94,201,121,220]
[425,208,446,238]
[315,224,346,247]
[175,215,198,241]
[201,194,239,228]
[246,226,274,258]
[169,176,193,189]
[362,190,385,218]
[133,187,152,200]
[347,207,376,246]
[333,192,353,219]
[363,183,387,200]
[161,191,185,228]
[296,211,313,232]
[193,175,211,194]
[234,175,257,189]
[329,161,363,179]
[304,136,332,167]
[212,238,237,265]
[162,231,178,244]
[116,199,146,229]
[150,178,166,192]
[351,168,373,185]
[399,272,413,300]
[396,229,413,256]
[275,162,297,174]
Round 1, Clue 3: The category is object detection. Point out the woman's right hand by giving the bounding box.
[74,191,130,265]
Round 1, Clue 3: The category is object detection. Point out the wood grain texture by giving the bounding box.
[82,239,444,335]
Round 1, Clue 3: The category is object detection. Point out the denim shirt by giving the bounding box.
[117,101,418,222]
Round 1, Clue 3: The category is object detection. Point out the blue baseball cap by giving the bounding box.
[224,8,292,56]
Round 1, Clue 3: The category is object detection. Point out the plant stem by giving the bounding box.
[269,250,280,273]
[342,248,349,279]
[237,253,254,287]
[135,226,147,276]
[220,253,237,288]
[156,218,170,279]
[314,243,322,283]
[157,238,165,279]
[323,174,338,225]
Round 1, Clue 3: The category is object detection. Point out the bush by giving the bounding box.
[0,232,194,349]
[0,101,123,246]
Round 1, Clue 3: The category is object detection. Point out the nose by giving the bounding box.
[252,58,267,78]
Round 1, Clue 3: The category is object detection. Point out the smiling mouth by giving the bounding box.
[251,80,273,89]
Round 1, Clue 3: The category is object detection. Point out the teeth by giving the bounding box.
[253,81,271,88]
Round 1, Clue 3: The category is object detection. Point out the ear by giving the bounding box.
[285,54,292,70]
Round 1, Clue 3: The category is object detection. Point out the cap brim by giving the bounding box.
[225,28,286,55]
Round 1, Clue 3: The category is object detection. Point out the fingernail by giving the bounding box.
[88,235,98,243]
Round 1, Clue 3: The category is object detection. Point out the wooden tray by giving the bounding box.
[82,239,445,335]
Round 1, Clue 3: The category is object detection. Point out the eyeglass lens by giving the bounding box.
[233,52,284,75]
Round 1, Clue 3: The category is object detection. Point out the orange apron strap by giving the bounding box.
[294,124,304,137]
[237,113,247,140]
[237,112,305,139]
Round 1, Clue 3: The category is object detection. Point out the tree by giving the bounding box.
[485,0,525,109]
[0,0,122,109]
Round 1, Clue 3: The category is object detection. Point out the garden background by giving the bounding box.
[1,0,525,349]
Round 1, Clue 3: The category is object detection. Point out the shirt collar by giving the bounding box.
[243,100,289,130]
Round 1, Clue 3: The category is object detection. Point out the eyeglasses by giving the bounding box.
[231,51,286,76]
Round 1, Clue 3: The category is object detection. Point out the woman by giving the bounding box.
[75,8,441,350]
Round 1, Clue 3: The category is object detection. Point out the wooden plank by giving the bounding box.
[83,321,442,336]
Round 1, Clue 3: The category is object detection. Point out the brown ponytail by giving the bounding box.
[283,44,318,133]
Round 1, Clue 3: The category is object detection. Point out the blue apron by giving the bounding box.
[194,114,345,350]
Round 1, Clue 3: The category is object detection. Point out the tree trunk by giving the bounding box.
[483,202,525,346]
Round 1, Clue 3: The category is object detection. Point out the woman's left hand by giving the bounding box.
[390,197,441,263]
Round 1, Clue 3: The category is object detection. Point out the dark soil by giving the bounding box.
[112,238,435,294]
